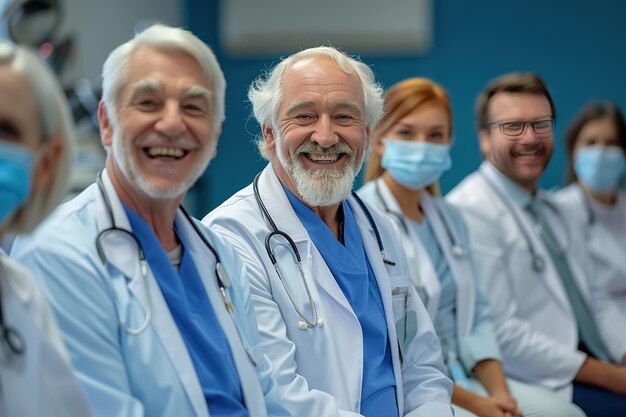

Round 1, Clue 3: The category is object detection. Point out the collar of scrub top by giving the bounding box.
[481,162,535,208]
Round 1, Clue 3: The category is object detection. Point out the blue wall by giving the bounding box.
[185,0,626,215]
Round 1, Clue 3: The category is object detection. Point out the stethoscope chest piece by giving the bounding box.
[1,325,25,358]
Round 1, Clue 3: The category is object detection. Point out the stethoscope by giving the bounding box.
[95,172,254,364]
[0,268,26,360]
[480,171,569,273]
[252,173,396,330]
[373,180,465,258]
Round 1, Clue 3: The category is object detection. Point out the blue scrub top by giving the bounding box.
[284,188,398,417]
[124,206,249,417]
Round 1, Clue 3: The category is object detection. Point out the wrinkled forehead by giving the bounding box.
[285,55,362,85]
[279,56,364,107]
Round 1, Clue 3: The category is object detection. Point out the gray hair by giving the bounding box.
[248,46,384,159]
[101,24,226,131]
[0,42,75,233]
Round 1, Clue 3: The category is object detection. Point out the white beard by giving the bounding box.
[275,134,366,207]
[112,130,215,200]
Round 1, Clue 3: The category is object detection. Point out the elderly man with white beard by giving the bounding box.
[11,25,291,417]
[203,46,454,417]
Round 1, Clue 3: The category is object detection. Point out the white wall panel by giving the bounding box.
[220,0,432,55]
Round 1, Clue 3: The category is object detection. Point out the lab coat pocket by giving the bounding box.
[392,285,418,361]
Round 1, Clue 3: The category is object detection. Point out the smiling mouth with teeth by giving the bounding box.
[145,147,188,160]
[304,153,345,164]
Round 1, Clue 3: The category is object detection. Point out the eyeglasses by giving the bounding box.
[487,119,554,137]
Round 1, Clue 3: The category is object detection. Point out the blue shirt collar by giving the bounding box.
[481,161,534,208]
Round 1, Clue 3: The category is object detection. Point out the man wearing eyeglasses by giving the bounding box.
[447,72,626,416]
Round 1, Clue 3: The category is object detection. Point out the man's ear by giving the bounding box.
[364,126,371,151]
[478,128,491,159]
[98,101,113,147]
[32,135,62,191]
[209,127,222,159]
[262,124,276,151]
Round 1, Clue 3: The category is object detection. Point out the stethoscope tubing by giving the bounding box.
[373,179,465,258]
[96,172,258,365]
[253,173,321,329]
[252,172,395,329]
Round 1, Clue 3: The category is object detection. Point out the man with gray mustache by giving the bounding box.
[11,25,292,417]
[203,46,454,417]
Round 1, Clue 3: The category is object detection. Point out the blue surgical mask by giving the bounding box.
[0,140,34,226]
[381,139,452,190]
[574,145,626,195]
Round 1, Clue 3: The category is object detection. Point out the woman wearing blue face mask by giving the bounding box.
[0,42,93,417]
[358,78,584,417]
[554,101,626,326]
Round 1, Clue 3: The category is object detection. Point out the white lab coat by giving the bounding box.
[0,255,93,417]
[204,165,453,417]
[357,179,506,370]
[10,169,289,417]
[362,177,586,417]
[553,184,626,359]
[446,163,600,397]
[358,181,439,319]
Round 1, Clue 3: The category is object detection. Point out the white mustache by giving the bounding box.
[296,141,354,156]
[136,133,199,150]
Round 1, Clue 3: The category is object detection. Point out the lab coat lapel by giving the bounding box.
[96,170,209,417]
[95,171,143,281]
[374,179,441,317]
[177,214,267,417]
[412,236,442,318]
[581,188,626,277]
[481,166,572,313]
[260,167,354,315]
[421,194,475,337]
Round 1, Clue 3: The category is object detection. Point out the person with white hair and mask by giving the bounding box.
[0,42,93,417]
[11,25,291,417]
[204,46,453,417]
